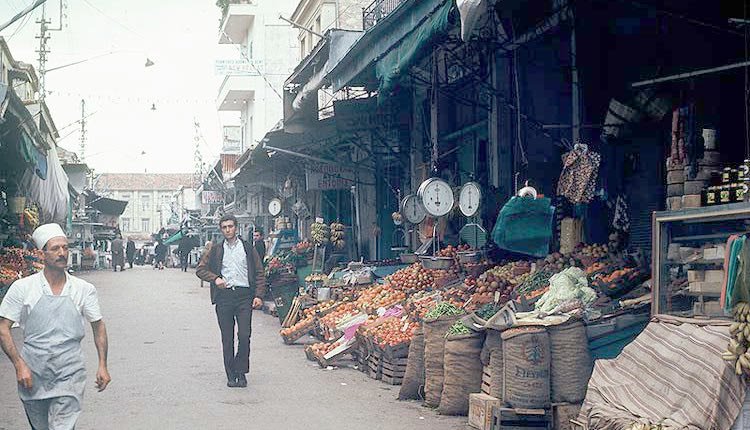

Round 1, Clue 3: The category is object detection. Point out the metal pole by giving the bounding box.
[278,15,325,39]
[570,6,580,143]
[0,0,48,33]
[631,60,750,88]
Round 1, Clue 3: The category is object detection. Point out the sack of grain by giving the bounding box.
[502,326,551,409]
[480,328,502,366]
[548,320,592,403]
[438,332,485,415]
[488,347,503,400]
[398,326,425,400]
[423,315,462,407]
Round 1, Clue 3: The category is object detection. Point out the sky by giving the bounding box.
[0,0,238,174]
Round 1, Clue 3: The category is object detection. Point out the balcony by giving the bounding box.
[219,0,257,44]
[217,74,265,111]
[363,0,407,30]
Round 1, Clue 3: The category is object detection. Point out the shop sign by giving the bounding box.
[214,59,264,76]
[201,191,224,205]
[305,163,355,190]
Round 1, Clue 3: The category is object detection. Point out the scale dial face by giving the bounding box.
[459,182,482,217]
[268,198,282,216]
[401,194,426,224]
[417,178,455,217]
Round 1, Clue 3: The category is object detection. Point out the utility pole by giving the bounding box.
[35,1,64,101]
[79,99,86,161]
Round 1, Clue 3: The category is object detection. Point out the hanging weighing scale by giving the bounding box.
[458,181,488,263]
[397,194,427,261]
[417,177,455,269]
[268,198,282,216]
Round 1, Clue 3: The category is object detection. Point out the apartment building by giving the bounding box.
[95,173,194,239]
[217,0,300,149]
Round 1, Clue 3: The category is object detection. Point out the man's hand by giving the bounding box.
[16,361,32,390]
[253,297,263,308]
[215,277,227,289]
[95,365,111,392]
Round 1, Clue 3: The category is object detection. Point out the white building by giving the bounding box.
[95,173,194,239]
[217,0,300,150]
[291,0,368,59]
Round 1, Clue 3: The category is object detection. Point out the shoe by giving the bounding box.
[227,374,240,388]
[237,374,247,387]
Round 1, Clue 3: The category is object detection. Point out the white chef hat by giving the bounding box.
[32,223,67,250]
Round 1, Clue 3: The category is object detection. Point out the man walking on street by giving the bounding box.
[178,236,192,272]
[111,234,125,272]
[196,215,265,388]
[252,228,266,263]
[126,237,136,269]
[0,223,111,429]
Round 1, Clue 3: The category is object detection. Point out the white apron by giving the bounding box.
[19,293,86,404]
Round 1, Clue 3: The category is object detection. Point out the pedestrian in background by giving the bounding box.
[154,240,167,270]
[178,236,192,272]
[111,234,125,272]
[126,237,136,269]
[0,223,111,429]
[196,215,265,388]
[252,228,266,263]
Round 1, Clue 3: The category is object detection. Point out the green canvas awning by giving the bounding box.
[375,1,455,92]
[164,230,183,245]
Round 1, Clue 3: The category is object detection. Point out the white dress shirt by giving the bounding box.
[221,239,249,288]
[0,272,103,329]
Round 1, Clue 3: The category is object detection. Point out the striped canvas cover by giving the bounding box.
[579,315,744,430]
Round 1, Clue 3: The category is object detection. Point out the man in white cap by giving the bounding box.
[0,223,111,429]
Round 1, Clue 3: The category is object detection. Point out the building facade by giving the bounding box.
[217,0,300,150]
[95,173,193,239]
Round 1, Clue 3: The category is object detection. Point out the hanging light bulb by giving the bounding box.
[151,103,157,111]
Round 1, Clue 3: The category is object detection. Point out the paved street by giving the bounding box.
[0,266,467,429]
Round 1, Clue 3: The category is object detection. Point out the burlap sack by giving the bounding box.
[488,345,503,400]
[398,326,425,400]
[502,326,551,409]
[423,315,462,407]
[548,319,592,403]
[481,329,502,366]
[438,332,485,415]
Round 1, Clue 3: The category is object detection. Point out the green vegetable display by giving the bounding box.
[446,320,473,337]
[424,302,463,320]
[517,269,554,295]
[476,302,501,320]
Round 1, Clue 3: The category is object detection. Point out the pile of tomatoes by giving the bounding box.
[366,317,419,348]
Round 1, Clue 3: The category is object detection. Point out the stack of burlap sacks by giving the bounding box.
[399,314,594,416]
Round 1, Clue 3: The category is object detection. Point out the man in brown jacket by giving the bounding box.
[196,215,266,388]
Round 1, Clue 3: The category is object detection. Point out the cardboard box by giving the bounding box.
[469,393,501,430]
[689,281,722,294]
[704,269,725,283]
[552,403,583,430]
[687,270,705,282]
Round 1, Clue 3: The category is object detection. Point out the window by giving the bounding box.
[121,218,130,232]
[142,218,150,233]
[121,193,131,201]
[141,195,150,211]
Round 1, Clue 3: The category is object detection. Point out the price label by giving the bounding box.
[402,321,410,332]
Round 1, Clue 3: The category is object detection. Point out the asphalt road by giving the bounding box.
[0,265,467,429]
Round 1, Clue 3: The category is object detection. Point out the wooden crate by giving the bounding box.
[367,353,382,380]
[481,366,492,395]
[491,407,552,430]
[380,356,407,385]
[469,393,502,430]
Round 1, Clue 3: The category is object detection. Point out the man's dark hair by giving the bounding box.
[254,228,263,235]
[219,214,238,226]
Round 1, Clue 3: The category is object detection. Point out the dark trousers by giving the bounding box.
[180,253,189,271]
[214,288,253,378]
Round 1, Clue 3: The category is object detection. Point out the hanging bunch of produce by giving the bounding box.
[330,221,346,250]
[311,220,329,246]
[723,302,750,377]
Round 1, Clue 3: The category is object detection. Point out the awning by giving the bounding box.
[164,230,183,244]
[327,0,448,92]
[375,1,455,92]
[20,144,70,224]
[89,194,128,216]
